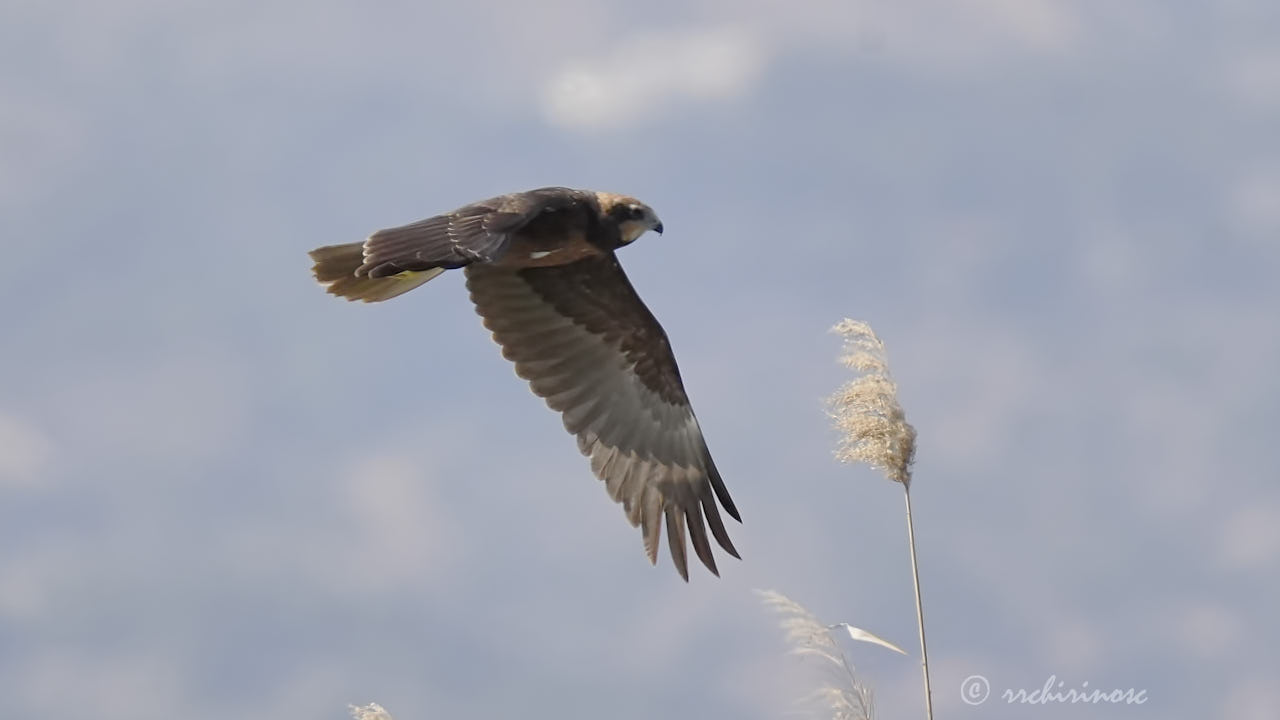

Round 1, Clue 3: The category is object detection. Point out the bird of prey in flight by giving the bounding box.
[308,186,740,580]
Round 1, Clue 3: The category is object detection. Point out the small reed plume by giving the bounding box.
[349,703,395,720]
[757,589,882,720]
[827,319,932,720]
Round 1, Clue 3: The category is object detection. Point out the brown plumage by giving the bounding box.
[308,186,740,580]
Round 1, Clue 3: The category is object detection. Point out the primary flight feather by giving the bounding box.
[309,186,740,580]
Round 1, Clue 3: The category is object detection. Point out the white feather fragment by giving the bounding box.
[830,622,908,655]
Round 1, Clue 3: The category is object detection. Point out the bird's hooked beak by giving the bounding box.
[653,221,664,235]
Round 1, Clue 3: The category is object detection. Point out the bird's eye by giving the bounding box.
[627,205,644,219]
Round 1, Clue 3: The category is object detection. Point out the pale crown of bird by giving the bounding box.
[595,191,664,245]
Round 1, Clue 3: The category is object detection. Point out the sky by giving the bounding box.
[2,1,1278,718]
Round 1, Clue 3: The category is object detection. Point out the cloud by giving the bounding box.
[846,0,1079,65]
[44,344,249,470]
[0,542,73,620]
[1221,675,1280,720]
[1041,616,1102,671]
[541,26,768,131]
[13,646,187,720]
[328,449,461,592]
[906,320,1043,473]
[538,0,1083,131]
[690,0,1080,60]
[1217,502,1280,572]
[0,412,53,489]
[1228,170,1280,238]
[211,442,465,600]
[1224,46,1280,111]
[1167,602,1242,661]
[0,92,87,209]
[4,0,1084,145]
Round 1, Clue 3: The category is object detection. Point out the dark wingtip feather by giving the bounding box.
[705,456,741,523]
[682,487,720,576]
[701,491,740,560]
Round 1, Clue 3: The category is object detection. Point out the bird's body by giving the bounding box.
[309,186,739,580]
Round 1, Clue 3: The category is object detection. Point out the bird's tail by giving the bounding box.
[309,242,445,303]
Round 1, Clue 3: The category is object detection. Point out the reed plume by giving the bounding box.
[827,319,931,720]
[758,589,879,720]
[349,703,395,720]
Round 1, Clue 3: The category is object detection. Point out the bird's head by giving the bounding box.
[597,192,663,246]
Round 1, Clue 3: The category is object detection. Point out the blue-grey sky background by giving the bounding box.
[3,1,1277,718]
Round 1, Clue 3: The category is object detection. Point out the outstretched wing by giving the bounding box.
[358,187,589,278]
[465,255,741,580]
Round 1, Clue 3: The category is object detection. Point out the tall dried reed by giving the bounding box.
[827,319,931,720]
